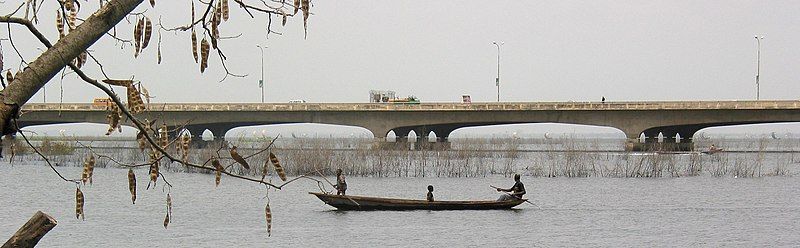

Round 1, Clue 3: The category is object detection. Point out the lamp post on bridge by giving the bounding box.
[256,45,266,103]
[754,35,764,100]
[492,41,503,102]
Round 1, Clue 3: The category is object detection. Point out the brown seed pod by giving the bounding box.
[149,154,159,186]
[150,0,155,7]
[163,212,170,228]
[76,51,87,68]
[229,146,250,170]
[167,193,173,214]
[293,0,300,15]
[76,187,85,220]
[136,131,148,152]
[67,5,77,30]
[214,2,222,26]
[222,0,229,21]
[105,104,121,135]
[141,86,151,104]
[87,154,95,185]
[128,169,137,204]
[134,17,144,57]
[142,17,152,50]
[5,71,13,84]
[56,10,64,38]
[301,0,310,36]
[261,157,271,181]
[191,29,198,63]
[158,123,168,149]
[281,9,287,26]
[199,37,209,73]
[180,133,191,162]
[127,85,146,114]
[212,157,223,187]
[269,152,286,181]
[265,203,272,236]
[191,1,195,22]
[81,157,91,184]
[101,79,133,87]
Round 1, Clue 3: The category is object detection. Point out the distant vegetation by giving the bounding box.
[8,137,797,178]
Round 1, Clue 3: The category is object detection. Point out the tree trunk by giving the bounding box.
[2,211,57,248]
[0,0,144,135]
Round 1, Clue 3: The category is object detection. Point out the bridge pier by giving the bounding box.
[626,130,696,152]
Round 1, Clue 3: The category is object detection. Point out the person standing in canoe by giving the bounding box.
[334,168,347,195]
[496,174,525,201]
[426,185,435,202]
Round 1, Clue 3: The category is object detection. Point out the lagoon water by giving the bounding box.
[1,163,799,247]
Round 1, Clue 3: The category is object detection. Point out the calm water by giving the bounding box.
[1,164,799,247]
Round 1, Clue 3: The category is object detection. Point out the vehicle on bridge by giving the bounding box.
[388,96,420,104]
[92,98,113,107]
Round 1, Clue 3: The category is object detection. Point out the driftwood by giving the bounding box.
[2,211,57,248]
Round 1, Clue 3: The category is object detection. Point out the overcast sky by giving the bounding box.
[3,1,800,137]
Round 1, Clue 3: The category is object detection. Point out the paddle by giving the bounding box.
[489,185,541,209]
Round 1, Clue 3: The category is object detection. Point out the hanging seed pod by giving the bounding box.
[142,17,152,50]
[163,212,170,228]
[136,131,148,152]
[199,37,209,73]
[214,2,222,26]
[280,9,287,26]
[81,157,91,184]
[76,51,87,68]
[87,154,96,185]
[102,79,133,87]
[158,123,168,149]
[180,133,190,162]
[212,157,223,187]
[134,17,144,57]
[265,203,273,236]
[149,0,155,7]
[167,193,172,215]
[141,86,151,104]
[56,10,64,38]
[127,85,145,114]
[293,0,300,15]
[269,152,286,181]
[191,29,198,63]
[191,1,195,22]
[301,0,310,36]
[67,5,77,30]
[76,187,85,220]
[211,8,220,49]
[261,157,271,181]
[6,71,13,84]
[157,36,162,64]
[128,169,137,204]
[149,156,159,186]
[229,146,250,170]
[105,104,121,135]
[222,0,229,21]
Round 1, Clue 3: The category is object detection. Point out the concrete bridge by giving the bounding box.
[16,101,800,150]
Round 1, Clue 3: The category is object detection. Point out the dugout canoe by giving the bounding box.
[309,192,526,211]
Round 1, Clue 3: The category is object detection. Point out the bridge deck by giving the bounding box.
[20,101,800,112]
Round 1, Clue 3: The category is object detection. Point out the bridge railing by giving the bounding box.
[20,100,800,112]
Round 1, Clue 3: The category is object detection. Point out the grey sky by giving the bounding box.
[3,1,800,137]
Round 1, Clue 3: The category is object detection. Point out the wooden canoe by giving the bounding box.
[309,192,526,211]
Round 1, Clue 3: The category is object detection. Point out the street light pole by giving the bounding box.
[492,41,503,102]
[257,45,265,103]
[754,35,764,100]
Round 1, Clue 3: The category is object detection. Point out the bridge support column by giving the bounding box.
[626,130,695,152]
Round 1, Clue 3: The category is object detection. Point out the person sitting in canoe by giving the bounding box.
[426,185,434,202]
[496,174,525,201]
[334,168,347,195]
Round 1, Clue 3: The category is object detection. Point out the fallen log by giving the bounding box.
[2,211,57,248]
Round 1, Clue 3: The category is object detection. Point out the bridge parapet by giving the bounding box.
[20,100,800,112]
